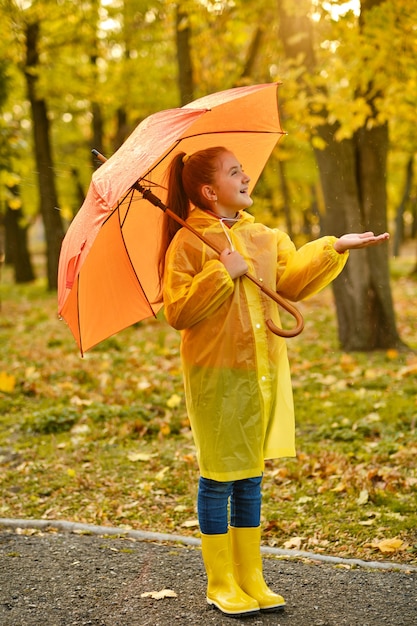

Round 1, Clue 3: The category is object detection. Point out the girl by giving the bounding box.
[159,146,389,617]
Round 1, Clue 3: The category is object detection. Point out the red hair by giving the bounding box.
[158,146,229,284]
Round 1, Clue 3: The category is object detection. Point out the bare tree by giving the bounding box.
[24,20,64,290]
[175,4,194,105]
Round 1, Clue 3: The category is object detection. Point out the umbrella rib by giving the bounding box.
[75,273,84,357]
[120,186,135,229]
[99,187,138,229]
[183,129,285,139]
[116,198,160,318]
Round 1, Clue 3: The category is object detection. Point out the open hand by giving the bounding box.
[334,232,390,254]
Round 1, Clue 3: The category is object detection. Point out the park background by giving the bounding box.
[0,0,416,565]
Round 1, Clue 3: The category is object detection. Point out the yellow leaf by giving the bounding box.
[159,423,171,436]
[0,371,16,393]
[155,467,169,481]
[372,538,404,554]
[331,482,347,493]
[339,354,356,372]
[140,589,178,600]
[8,197,22,210]
[364,369,379,380]
[127,452,155,462]
[166,393,182,408]
[311,135,327,150]
[67,468,76,478]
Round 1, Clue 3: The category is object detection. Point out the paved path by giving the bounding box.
[1,528,416,626]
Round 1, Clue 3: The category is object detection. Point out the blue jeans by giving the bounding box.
[197,475,262,535]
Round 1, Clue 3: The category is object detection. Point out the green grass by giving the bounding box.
[0,256,416,564]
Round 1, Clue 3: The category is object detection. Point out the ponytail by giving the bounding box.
[158,146,229,288]
[158,152,189,284]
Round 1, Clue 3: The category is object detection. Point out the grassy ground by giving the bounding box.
[1,253,416,565]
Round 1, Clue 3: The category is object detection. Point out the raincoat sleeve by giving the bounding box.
[275,231,349,301]
[163,235,235,330]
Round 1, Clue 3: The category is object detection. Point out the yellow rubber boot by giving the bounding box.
[230,526,286,612]
[200,532,259,617]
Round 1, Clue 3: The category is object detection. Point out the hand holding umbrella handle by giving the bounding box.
[92,150,304,338]
[161,204,304,338]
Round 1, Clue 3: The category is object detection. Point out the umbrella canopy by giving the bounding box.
[58,82,286,354]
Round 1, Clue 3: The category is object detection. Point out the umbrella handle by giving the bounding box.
[91,150,304,338]
[162,206,304,339]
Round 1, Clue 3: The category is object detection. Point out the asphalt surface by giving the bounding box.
[1,527,416,626]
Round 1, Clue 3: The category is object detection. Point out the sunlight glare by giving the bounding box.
[323,0,360,19]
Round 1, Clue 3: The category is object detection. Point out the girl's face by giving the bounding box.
[202,151,253,217]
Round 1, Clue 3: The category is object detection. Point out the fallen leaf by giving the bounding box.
[166,393,182,408]
[174,505,187,513]
[159,422,171,436]
[0,371,16,393]
[155,467,169,481]
[127,452,155,462]
[397,363,417,378]
[70,396,93,407]
[140,589,178,600]
[331,482,347,493]
[137,379,152,390]
[297,496,313,504]
[283,537,304,550]
[372,538,404,554]
[357,489,369,505]
[319,374,338,386]
[71,423,91,435]
[339,353,356,372]
[181,519,199,528]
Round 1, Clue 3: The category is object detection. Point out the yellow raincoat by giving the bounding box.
[163,208,348,481]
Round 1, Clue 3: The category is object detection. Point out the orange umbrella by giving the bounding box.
[58,82,301,354]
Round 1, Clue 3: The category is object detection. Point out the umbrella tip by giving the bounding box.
[92,149,107,163]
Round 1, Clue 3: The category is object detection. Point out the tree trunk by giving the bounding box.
[24,21,64,290]
[112,107,130,152]
[91,99,104,166]
[278,160,293,239]
[316,123,401,349]
[393,156,414,256]
[70,168,86,217]
[90,17,105,166]
[4,186,35,283]
[175,4,194,105]
[277,0,402,350]
[239,26,264,83]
